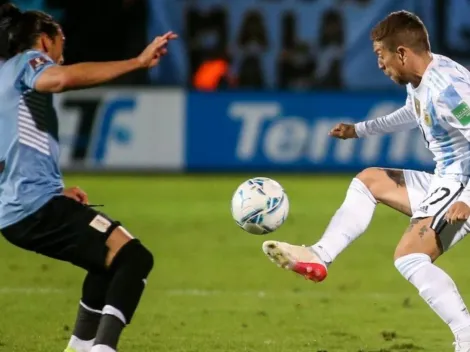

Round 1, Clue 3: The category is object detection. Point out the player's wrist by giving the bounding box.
[354,122,366,138]
[130,57,145,70]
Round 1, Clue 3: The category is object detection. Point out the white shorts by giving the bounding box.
[404,169,467,250]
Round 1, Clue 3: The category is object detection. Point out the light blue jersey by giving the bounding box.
[0,50,63,228]
[406,54,470,182]
[356,54,470,183]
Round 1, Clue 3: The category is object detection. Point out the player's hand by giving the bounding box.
[63,186,89,205]
[444,201,470,224]
[137,31,178,69]
[329,123,358,139]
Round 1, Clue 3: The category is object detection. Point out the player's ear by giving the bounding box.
[396,46,407,65]
[39,33,53,55]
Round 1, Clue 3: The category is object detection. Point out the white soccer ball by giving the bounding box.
[231,177,289,235]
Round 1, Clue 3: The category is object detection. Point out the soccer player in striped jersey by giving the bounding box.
[262,11,470,351]
[0,3,177,352]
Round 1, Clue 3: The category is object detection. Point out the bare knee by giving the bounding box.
[105,226,135,267]
[394,243,441,262]
[356,167,391,198]
[106,228,154,274]
[356,167,406,201]
[356,167,383,189]
[394,239,416,261]
[394,244,440,262]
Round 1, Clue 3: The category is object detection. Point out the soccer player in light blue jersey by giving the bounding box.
[0,3,177,352]
[263,11,470,351]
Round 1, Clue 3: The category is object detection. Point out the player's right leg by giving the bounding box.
[262,167,431,282]
[88,226,154,352]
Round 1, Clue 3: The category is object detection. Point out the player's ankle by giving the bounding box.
[310,244,332,266]
[93,313,124,352]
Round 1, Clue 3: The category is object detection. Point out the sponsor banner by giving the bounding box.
[55,88,185,170]
[185,92,435,172]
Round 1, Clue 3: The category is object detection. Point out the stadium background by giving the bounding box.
[3,1,470,352]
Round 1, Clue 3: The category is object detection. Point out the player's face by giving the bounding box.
[42,26,65,65]
[49,27,65,65]
[373,41,408,85]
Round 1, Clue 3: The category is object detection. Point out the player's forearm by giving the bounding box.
[355,106,417,137]
[59,59,142,90]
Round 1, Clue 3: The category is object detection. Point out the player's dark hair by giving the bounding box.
[0,3,59,60]
[370,10,430,53]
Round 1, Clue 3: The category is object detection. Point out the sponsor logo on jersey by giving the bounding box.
[452,101,470,126]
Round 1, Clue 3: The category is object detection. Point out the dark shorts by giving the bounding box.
[0,196,121,273]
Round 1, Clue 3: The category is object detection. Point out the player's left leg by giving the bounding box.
[67,227,152,352]
[394,179,470,351]
[90,226,153,352]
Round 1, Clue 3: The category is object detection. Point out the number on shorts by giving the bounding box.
[422,187,451,205]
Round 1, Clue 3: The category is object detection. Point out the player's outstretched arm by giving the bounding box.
[34,31,178,93]
[330,102,417,140]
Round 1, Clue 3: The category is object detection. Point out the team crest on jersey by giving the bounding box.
[28,57,46,71]
[414,97,421,116]
[423,110,432,126]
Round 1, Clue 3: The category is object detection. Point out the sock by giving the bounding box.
[94,313,125,351]
[311,178,377,264]
[395,253,470,342]
[67,302,101,351]
[68,272,111,352]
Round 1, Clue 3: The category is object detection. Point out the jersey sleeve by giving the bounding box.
[18,51,56,89]
[354,95,417,137]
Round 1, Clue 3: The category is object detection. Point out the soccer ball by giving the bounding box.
[231,177,289,235]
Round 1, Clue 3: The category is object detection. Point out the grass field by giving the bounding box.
[1,174,470,352]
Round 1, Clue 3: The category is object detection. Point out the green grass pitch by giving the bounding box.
[0,174,468,352]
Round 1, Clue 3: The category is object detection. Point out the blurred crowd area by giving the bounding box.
[5,0,470,90]
[3,0,149,85]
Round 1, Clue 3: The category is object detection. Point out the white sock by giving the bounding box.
[67,335,95,352]
[90,344,116,352]
[311,178,377,264]
[395,253,470,342]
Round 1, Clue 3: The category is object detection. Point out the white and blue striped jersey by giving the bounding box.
[356,54,470,184]
[0,50,63,228]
